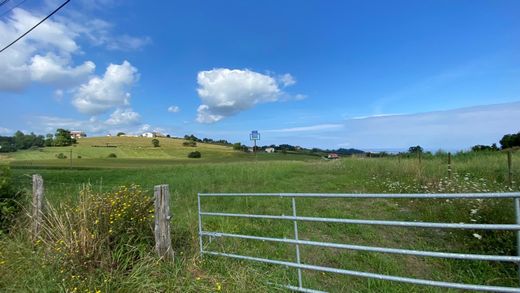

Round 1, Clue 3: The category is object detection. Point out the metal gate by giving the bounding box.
[197,192,520,292]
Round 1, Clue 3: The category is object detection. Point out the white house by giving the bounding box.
[142,132,166,138]
[70,131,86,139]
[265,147,275,153]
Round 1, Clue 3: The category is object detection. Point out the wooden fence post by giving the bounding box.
[32,174,44,240]
[448,152,452,180]
[154,184,174,260]
[508,150,513,188]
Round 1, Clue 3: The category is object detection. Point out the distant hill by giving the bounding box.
[0,136,318,168]
[327,148,365,155]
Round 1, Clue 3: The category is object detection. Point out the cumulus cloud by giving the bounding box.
[0,7,150,92]
[196,68,300,123]
[36,108,144,135]
[0,8,91,91]
[105,108,141,125]
[30,53,95,87]
[72,61,139,115]
[168,105,180,113]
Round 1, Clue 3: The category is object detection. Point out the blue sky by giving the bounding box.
[0,0,519,151]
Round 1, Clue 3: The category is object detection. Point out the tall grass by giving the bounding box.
[1,151,519,292]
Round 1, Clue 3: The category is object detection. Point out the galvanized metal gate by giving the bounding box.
[197,192,520,292]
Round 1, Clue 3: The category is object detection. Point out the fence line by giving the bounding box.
[198,192,520,293]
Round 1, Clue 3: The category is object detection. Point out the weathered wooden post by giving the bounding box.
[32,174,44,240]
[508,150,513,188]
[448,152,452,180]
[154,184,174,260]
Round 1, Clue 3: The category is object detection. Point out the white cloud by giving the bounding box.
[72,61,139,115]
[0,7,150,92]
[0,127,12,135]
[105,108,141,125]
[36,108,145,135]
[30,53,95,87]
[168,105,180,113]
[196,68,299,123]
[342,102,520,150]
[106,35,152,51]
[278,73,296,87]
[264,124,344,133]
[0,8,90,91]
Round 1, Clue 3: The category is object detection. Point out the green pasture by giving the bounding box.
[1,147,519,292]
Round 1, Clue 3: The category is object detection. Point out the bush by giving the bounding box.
[182,141,197,147]
[40,185,154,274]
[151,139,160,147]
[107,153,117,158]
[188,151,201,158]
[77,155,82,159]
[55,153,67,159]
[0,166,23,234]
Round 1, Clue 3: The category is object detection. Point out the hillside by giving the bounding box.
[0,136,317,168]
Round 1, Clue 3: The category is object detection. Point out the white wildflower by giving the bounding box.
[472,233,482,240]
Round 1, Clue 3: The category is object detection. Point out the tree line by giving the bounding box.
[0,129,76,153]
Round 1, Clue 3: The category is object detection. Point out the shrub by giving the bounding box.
[188,151,201,158]
[77,155,82,159]
[55,153,67,159]
[0,166,23,234]
[107,153,117,158]
[40,185,154,274]
[151,139,160,147]
[182,141,197,147]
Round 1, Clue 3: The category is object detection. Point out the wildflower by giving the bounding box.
[196,277,201,281]
[473,233,482,240]
[216,282,222,291]
[470,209,478,215]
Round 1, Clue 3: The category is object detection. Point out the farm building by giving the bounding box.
[265,147,275,153]
[70,131,86,139]
[327,153,339,159]
[142,132,166,138]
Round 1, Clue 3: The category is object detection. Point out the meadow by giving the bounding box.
[0,138,519,292]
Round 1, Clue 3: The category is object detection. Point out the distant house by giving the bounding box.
[142,132,166,138]
[265,147,275,153]
[327,153,339,159]
[70,131,86,139]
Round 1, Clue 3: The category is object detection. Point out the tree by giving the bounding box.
[233,142,242,150]
[471,144,499,152]
[53,129,74,146]
[408,145,423,154]
[44,134,54,147]
[117,132,126,136]
[500,132,520,149]
[151,139,160,147]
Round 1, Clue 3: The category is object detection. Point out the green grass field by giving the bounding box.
[0,136,317,168]
[0,140,519,292]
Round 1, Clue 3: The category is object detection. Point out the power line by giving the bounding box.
[0,0,29,18]
[0,0,70,53]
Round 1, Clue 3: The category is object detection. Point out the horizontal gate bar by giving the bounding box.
[201,231,520,262]
[200,212,520,230]
[199,192,520,199]
[203,250,520,292]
